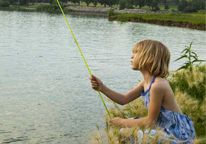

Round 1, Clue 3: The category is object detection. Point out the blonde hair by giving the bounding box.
[132,39,170,78]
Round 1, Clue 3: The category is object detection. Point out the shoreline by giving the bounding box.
[108,16,206,31]
[65,6,206,31]
[1,5,205,31]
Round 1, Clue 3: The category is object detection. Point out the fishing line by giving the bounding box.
[56,0,111,119]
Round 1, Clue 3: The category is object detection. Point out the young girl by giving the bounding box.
[90,40,195,143]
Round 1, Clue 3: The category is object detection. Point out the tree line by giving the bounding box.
[0,0,205,13]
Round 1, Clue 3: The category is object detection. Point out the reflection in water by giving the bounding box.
[0,11,205,143]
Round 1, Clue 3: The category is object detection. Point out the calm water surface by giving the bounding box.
[0,11,205,143]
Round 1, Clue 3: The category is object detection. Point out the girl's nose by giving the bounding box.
[131,55,134,59]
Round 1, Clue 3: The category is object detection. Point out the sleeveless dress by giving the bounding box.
[135,76,196,144]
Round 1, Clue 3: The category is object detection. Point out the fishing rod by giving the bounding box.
[56,0,111,119]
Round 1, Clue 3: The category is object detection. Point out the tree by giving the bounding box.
[92,0,98,7]
[0,0,10,7]
[119,0,126,9]
[70,0,80,5]
[119,0,133,9]
[19,0,28,5]
[162,0,167,5]
[8,0,17,4]
[60,0,68,4]
[83,0,91,6]
[151,0,161,10]
[145,0,153,8]
[165,3,169,10]
[135,0,145,9]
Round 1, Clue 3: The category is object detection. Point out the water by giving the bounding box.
[0,11,205,143]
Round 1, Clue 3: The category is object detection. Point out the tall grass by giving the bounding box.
[91,64,206,143]
[116,13,206,24]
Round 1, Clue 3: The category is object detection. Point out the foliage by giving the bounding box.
[19,0,28,5]
[175,42,205,71]
[164,3,169,10]
[36,4,60,12]
[70,0,80,5]
[119,0,126,10]
[135,0,146,9]
[92,0,98,7]
[197,9,206,14]
[107,8,116,17]
[178,0,205,12]
[119,0,133,10]
[91,63,206,143]
[91,44,206,142]
[0,0,9,7]
[115,13,206,24]
[83,0,91,6]
[168,64,206,101]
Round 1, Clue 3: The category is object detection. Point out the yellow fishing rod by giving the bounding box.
[56,0,111,119]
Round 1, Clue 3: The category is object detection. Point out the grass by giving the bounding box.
[115,13,206,24]
[91,63,206,143]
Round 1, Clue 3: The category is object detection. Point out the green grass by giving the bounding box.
[116,13,206,24]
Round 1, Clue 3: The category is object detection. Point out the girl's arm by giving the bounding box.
[112,82,165,127]
[90,75,144,105]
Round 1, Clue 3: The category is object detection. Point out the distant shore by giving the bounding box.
[1,4,205,30]
[65,6,206,31]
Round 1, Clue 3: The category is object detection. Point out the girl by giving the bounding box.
[90,40,195,143]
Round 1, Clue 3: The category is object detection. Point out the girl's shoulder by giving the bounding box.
[152,77,170,91]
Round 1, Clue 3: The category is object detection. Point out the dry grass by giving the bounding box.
[91,64,206,144]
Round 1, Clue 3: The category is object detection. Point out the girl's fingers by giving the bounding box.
[92,84,99,87]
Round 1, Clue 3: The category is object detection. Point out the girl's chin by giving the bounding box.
[131,66,137,70]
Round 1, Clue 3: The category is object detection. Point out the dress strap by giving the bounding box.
[148,76,156,90]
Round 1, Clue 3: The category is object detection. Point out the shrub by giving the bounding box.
[178,0,205,12]
[107,8,116,17]
[119,0,133,10]
[0,0,9,7]
[197,9,206,14]
[175,42,205,71]
[36,4,60,13]
[168,64,206,101]
[165,3,169,10]
[178,0,188,11]
[119,0,126,10]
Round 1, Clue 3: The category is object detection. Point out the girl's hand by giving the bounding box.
[110,117,127,127]
[89,75,103,91]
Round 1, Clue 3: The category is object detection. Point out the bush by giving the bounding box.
[168,64,206,102]
[0,0,9,7]
[154,5,160,11]
[36,4,60,13]
[119,0,126,10]
[119,0,133,10]
[165,3,169,10]
[178,0,188,11]
[108,8,116,17]
[197,9,206,14]
[178,0,205,12]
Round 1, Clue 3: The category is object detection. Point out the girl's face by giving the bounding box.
[131,46,141,70]
[131,53,138,70]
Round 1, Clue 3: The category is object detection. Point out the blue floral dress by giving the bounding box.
[136,76,196,144]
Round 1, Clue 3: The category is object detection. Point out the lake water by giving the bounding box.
[0,11,205,144]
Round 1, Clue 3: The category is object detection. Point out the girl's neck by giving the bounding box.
[141,70,154,84]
